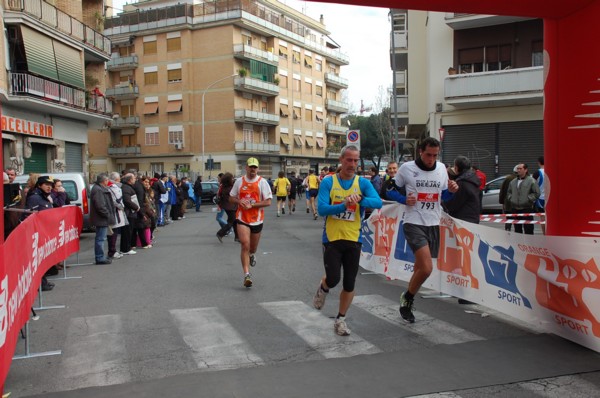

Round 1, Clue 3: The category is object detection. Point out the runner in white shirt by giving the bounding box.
[393,137,459,323]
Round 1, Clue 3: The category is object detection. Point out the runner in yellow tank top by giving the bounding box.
[273,171,291,217]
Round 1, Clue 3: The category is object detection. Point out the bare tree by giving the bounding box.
[371,85,392,158]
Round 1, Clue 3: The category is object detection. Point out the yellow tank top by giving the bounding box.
[308,174,319,189]
[325,175,362,242]
[274,177,290,197]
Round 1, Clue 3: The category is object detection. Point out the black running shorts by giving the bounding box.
[402,223,440,258]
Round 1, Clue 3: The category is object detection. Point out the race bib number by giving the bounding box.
[332,201,356,221]
[417,192,439,210]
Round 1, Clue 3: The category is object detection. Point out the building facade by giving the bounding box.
[0,0,112,176]
[92,0,349,179]
[391,10,544,179]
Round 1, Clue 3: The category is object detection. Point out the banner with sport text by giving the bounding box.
[360,203,600,353]
[0,207,82,388]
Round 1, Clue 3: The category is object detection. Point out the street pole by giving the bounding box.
[201,73,237,177]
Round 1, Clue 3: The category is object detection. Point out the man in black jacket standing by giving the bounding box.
[120,173,141,255]
[193,176,203,212]
[444,156,481,224]
[90,173,116,265]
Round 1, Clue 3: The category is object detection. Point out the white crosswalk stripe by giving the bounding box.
[352,295,485,345]
[260,300,382,358]
[60,315,131,391]
[170,307,265,370]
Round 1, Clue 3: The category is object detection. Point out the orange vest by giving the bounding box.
[236,176,265,225]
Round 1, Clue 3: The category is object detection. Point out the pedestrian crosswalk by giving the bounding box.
[50,295,595,396]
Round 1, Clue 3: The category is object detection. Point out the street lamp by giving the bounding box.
[201,73,237,177]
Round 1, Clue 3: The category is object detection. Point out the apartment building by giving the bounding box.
[391,10,544,179]
[92,0,349,179]
[0,0,112,175]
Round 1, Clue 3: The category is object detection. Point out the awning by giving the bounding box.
[166,100,182,113]
[305,137,315,147]
[316,111,324,122]
[280,134,291,145]
[316,138,324,148]
[279,46,288,57]
[27,137,56,146]
[53,40,85,89]
[143,102,159,115]
[280,104,290,117]
[294,136,303,147]
[304,56,313,67]
[293,108,300,119]
[21,26,58,80]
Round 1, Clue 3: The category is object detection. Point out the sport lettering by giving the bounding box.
[415,180,441,188]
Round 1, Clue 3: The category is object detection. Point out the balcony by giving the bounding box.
[392,31,407,50]
[107,55,139,71]
[233,44,279,66]
[7,72,112,129]
[234,77,279,97]
[326,150,341,159]
[444,13,535,30]
[111,116,140,129]
[324,73,349,90]
[326,99,349,114]
[5,0,111,60]
[106,84,139,100]
[234,109,280,126]
[444,66,543,109]
[234,141,280,153]
[107,145,141,156]
[325,123,347,135]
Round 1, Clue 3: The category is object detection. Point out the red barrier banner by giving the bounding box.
[0,207,82,390]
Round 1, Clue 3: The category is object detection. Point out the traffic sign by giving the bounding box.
[346,130,360,149]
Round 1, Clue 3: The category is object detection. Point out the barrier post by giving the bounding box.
[13,320,61,360]
[33,285,65,311]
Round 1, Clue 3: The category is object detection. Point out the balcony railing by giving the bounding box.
[234,77,279,97]
[108,146,141,156]
[444,13,534,30]
[234,109,280,126]
[444,66,543,108]
[391,31,407,49]
[107,55,139,71]
[324,73,349,89]
[234,141,280,153]
[325,123,347,135]
[233,44,278,66]
[8,72,112,116]
[106,84,139,100]
[326,99,349,114]
[6,0,111,57]
[104,0,349,65]
[391,96,408,114]
[111,116,140,129]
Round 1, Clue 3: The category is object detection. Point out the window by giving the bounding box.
[243,34,252,46]
[280,104,290,117]
[292,51,300,64]
[327,89,337,100]
[305,109,312,122]
[316,111,324,123]
[145,128,159,145]
[175,163,190,172]
[316,85,323,97]
[393,13,407,31]
[280,75,288,88]
[532,40,543,67]
[168,68,182,83]
[293,106,301,119]
[315,59,322,71]
[120,104,134,117]
[143,102,158,115]
[261,130,269,143]
[293,78,301,92]
[167,99,183,113]
[144,71,158,85]
[243,128,254,142]
[304,56,313,69]
[150,163,164,174]
[304,81,312,94]
[167,37,181,52]
[143,41,157,55]
[168,129,183,144]
[279,46,288,59]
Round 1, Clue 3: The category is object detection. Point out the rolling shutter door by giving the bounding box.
[53,40,85,89]
[65,142,83,172]
[24,143,48,173]
[498,121,543,176]
[441,123,496,178]
[21,26,58,80]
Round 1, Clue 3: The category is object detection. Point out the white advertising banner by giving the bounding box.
[360,203,600,353]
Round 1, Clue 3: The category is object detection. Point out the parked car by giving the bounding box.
[481,176,506,214]
[14,172,92,231]
[187,181,219,207]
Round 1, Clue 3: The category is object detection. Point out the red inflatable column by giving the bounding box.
[545,1,600,237]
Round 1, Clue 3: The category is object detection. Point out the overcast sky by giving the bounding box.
[111,0,392,115]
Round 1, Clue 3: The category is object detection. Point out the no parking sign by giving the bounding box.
[346,129,360,150]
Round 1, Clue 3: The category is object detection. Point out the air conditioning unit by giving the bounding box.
[174,142,183,150]
[435,103,443,112]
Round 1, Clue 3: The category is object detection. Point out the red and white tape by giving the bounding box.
[480,213,546,224]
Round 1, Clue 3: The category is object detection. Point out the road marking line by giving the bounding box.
[353,295,485,345]
[60,315,131,390]
[260,300,381,358]
[170,307,264,370]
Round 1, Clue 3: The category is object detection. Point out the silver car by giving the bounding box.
[481,176,506,213]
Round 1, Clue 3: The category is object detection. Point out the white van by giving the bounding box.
[14,172,92,231]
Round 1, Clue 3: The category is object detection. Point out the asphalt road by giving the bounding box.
[5,202,600,397]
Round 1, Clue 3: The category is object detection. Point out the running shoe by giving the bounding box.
[277,212,281,217]
[399,291,415,323]
[243,273,253,288]
[334,318,351,336]
[122,250,137,255]
[110,252,123,259]
[314,214,318,220]
[293,205,296,212]
[313,285,328,310]
[306,208,310,213]
[249,253,256,267]
[216,233,223,243]
[143,245,153,249]
[282,208,285,214]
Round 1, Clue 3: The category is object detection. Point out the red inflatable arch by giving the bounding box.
[309,0,600,238]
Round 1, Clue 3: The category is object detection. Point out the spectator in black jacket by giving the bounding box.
[193,176,203,212]
[90,173,116,265]
[121,173,141,255]
[444,156,481,224]
[180,176,190,216]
